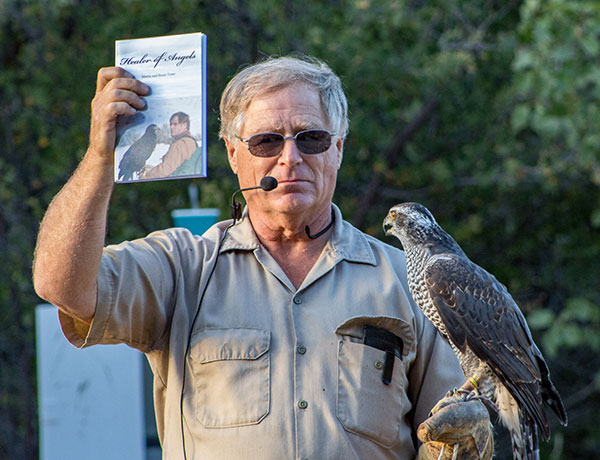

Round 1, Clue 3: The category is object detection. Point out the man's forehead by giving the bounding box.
[242,85,328,133]
[246,116,323,133]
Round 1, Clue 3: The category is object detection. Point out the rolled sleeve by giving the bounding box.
[58,229,190,352]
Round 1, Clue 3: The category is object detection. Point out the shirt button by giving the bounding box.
[297,345,307,355]
[298,400,308,409]
[293,297,302,305]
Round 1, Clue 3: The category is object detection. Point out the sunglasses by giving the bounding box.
[238,129,336,157]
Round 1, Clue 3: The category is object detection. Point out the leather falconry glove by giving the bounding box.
[416,394,494,460]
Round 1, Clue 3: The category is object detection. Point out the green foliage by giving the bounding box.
[529,297,600,357]
[1,0,599,457]
[511,0,600,180]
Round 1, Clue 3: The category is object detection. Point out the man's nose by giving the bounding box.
[278,137,302,165]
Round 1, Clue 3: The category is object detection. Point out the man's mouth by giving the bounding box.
[278,178,307,184]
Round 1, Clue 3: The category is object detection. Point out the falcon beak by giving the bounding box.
[383,216,393,235]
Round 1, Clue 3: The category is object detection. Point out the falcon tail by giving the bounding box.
[538,355,568,429]
[510,411,540,460]
[497,385,541,460]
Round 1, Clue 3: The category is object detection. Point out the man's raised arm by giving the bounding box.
[33,67,149,323]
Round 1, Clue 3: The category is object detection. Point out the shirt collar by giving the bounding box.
[220,203,376,266]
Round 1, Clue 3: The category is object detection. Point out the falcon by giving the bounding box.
[117,124,159,181]
[383,202,567,460]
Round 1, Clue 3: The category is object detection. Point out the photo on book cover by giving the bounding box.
[114,32,206,183]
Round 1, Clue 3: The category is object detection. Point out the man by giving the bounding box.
[33,56,492,459]
[141,111,200,179]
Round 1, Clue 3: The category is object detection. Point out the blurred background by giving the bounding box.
[1,0,599,458]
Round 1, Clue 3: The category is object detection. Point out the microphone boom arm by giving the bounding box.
[230,176,278,221]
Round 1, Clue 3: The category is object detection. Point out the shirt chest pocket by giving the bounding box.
[189,328,271,428]
[335,316,414,448]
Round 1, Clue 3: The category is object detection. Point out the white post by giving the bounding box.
[36,304,146,460]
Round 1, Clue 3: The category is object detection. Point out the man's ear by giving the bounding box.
[335,136,344,169]
[224,137,238,174]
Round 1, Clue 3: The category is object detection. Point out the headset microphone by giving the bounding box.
[258,176,278,191]
[230,176,278,220]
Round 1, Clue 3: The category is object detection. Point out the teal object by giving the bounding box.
[171,208,220,236]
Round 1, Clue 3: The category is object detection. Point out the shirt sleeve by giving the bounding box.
[58,228,198,352]
[407,318,464,431]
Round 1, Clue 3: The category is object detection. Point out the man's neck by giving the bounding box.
[249,205,334,289]
[173,130,191,140]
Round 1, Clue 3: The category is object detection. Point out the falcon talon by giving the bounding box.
[461,390,500,414]
[445,388,460,398]
[464,390,481,402]
[430,388,470,415]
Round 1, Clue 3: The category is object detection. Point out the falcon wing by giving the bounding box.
[424,253,552,437]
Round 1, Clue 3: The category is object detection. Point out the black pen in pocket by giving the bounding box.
[363,325,404,385]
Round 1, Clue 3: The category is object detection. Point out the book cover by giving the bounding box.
[114,32,207,183]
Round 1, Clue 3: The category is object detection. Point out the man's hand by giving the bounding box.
[416,394,493,460]
[89,67,149,161]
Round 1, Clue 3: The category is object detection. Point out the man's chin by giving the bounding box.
[256,193,310,213]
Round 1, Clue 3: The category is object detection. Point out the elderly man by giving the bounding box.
[33,56,492,460]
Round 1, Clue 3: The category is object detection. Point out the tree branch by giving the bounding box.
[352,98,439,228]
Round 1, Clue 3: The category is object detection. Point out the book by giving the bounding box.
[114,32,207,183]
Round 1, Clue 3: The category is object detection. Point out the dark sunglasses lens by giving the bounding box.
[248,133,284,157]
[296,130,331,154]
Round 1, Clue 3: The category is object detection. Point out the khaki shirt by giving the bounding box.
[59,205,463,460]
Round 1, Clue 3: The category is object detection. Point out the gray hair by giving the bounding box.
[219,55,348,140]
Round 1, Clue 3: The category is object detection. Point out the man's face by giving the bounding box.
[170,116,187,137]
[225,84,344,220]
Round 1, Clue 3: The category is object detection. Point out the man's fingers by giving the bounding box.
[103,88,147,111]
[95,66,150,95]
[96,67,131,92]
[98,101,139,121]
[94,67,150,117]
[91,78,149,121]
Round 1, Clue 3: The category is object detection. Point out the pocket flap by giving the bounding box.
[191,328,270,363]
[335,315,415,357]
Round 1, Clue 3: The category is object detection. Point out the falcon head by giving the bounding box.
[383,202,439,248]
